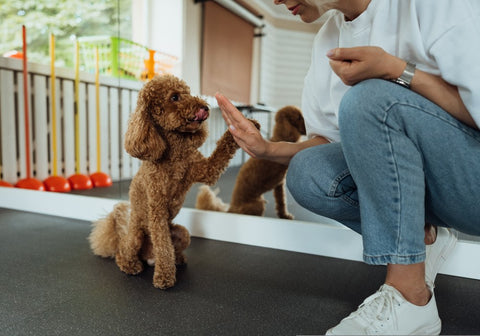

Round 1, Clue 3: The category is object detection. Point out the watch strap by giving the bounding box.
[392,61,416,88]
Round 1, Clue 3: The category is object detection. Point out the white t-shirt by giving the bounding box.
[302,0,480,142]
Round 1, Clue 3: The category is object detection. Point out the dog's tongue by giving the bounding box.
[195,108,209,121]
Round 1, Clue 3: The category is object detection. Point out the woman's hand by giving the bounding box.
[327,46,405,86]
[215,93,269,159]
[328,47,478,129]
[216,93,331,164]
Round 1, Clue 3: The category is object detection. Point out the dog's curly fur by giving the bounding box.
[88,75,241,289]
[196,105,306,219]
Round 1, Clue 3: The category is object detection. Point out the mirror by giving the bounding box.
[0,0,325,222]
[1,0,477,246]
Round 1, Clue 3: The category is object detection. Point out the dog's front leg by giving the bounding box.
[194,120,260,185]
[193,130,240,185]
[150,213,177,289]
[115,207,145,275]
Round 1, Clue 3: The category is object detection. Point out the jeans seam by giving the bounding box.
[385,101,480,143]
[328,169,358,207]
[327,169,350,196]
[341,194,358,207]
[382,105,403,255]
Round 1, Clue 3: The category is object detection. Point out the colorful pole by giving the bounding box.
[44,33,71,192]
[90,46,112,187]
[15,25,45,190]
[95,47,101,171]
[68,40,92,190]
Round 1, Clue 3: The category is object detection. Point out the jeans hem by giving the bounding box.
[363,252,426,265]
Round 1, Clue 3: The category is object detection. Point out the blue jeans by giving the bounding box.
[287,79,480,265]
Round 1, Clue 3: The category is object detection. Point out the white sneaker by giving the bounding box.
[325,284,441,335]
[425,227,457,286]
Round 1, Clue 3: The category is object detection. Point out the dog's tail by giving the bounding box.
[88,201,130,258]
[195,185,229,212]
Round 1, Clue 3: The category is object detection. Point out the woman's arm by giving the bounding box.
[263,136,329,165]
[410,69,476,128]
[327,47,478,129]
[216,93,329,165]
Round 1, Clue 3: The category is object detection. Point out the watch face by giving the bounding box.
[392,78,410,88]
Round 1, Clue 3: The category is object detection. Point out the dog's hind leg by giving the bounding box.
[228,197,266,216]
[273,182,294,219]
[170,223,191,265]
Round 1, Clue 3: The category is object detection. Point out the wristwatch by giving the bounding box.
[392,61,416,89]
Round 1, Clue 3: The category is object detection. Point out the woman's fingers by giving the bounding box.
[215,92,256,132]
[215,92,243,125]
[327,47,365,61]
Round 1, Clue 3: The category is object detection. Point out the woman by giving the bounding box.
[216,0,480,334]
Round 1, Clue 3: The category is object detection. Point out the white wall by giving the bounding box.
[181,0,202,95]
[259,23,316,110]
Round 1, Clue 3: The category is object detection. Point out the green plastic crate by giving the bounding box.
[77,36,150,80]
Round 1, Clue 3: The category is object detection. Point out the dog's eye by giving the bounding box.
[171,94,180,102]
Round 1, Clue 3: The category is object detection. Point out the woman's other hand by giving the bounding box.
[327,46,405,86]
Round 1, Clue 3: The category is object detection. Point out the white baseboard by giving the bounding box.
[1,187,479,280]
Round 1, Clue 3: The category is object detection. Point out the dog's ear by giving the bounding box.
[124,100,167,161]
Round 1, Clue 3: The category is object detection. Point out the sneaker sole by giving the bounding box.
[326,320,441,336]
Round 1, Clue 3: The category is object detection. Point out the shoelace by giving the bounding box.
[349,285,404,333]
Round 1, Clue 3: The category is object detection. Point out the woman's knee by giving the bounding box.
[287,145,360,223]
[287,143,358,213]
[338,79,385,130]
[287,143,347,200]
[338,79,401,149]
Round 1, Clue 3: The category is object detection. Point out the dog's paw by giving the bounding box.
[247,118,261,130]
[153,267,177,289]
[219,129,241,151]
[153,277,176,289]
[279,213,294,220]
[175,253,188,265]
[116,255,144,275]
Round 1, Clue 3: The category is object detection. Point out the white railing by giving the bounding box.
[0,56,142,184]
[0,57,272,185]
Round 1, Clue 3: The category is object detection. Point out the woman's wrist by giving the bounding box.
[261,140,278,160]
[261,136,329,165]
[385,54,407,81]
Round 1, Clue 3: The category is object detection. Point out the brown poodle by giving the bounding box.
[89,75,247,289]
[196,105,306,219]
